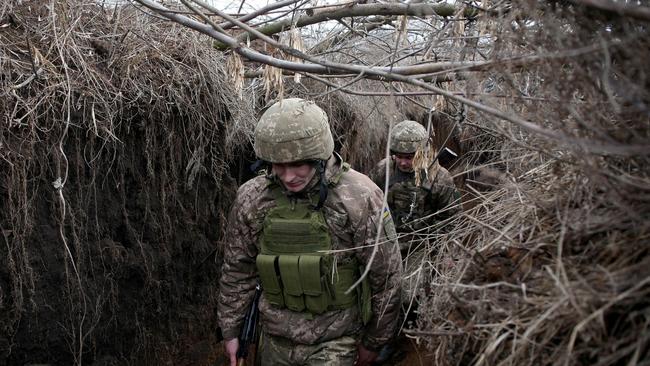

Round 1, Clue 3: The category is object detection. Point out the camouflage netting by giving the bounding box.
[0,1,256,364]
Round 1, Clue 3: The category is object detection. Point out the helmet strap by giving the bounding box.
[311,160,328,211]
[250,159,268,174]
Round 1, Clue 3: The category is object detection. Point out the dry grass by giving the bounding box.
[252,7,650,363]
[1,0,649,365]
[1,1,255,364]
[394,2,650,365]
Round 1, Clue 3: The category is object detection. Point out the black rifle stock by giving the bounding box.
[236,283,262,366]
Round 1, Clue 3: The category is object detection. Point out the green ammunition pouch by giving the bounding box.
[257,185,372,323]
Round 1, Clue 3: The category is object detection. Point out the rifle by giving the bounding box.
[236,283,262,366]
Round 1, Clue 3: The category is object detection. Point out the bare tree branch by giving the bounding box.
[134,0,649,157]
[218,0,305,30]
[309,16,394,54]
[134,0,503,77]
[213,2,469,49]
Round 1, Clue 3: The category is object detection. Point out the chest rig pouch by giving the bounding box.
[256,185,365,318]
[388,172,432,231]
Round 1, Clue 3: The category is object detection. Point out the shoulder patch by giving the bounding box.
[382,206,398,242]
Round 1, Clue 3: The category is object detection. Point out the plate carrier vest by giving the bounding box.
[256,167,371,322]
[387,168,434,232]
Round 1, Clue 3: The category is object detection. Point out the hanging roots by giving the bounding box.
[413,139,439,187]
[282,28,305,84]
[226,52,245,99]
[263,63,284,102]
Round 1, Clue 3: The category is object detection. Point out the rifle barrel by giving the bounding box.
[236,284,262,361]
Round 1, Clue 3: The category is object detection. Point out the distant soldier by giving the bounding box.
[368,119,461,363]
[218,98,403,366]
[369,120,461,245]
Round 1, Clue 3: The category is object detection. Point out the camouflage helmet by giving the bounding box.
[390,120,428,154]
[254,98,334,163]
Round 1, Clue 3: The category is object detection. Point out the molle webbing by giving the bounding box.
[388,168,433,230]
[389,182,426,222]
[257,254,359,313]
[257,186,359,315]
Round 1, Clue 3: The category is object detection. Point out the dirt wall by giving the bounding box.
[0,2,255,364]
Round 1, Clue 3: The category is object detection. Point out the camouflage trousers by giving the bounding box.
[400,237,431,307]
[258,331,357,366]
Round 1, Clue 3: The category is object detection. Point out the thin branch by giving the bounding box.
[135,0,650,157]
[218,0,304,30]
[215,2,462,49]
[314,71,365,98]
[182,0,228,35]
[310,16,393,54]
[402,329,464,336]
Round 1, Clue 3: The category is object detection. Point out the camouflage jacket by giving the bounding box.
[217,154,403,351]
[368,157,460,233]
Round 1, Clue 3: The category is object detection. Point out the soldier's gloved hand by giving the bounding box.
[354,343,378,366]
[224,338,239,366]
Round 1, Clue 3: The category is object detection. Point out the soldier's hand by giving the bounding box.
[224,338,239,366]
[354,343,378,366]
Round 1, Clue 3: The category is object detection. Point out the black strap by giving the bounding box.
[311,160,328,211]
[250,159,267,173]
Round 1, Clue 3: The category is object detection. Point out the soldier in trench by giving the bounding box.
[368,120,461,363]
[217,98,403,366]
[369,120,461,249]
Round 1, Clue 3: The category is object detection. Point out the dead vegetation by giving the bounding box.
[395,3,650,366]
[1,1,255,364]
[1,0,649,365]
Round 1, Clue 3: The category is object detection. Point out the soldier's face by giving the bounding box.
[272,162,317,192]
[393,153,415,172]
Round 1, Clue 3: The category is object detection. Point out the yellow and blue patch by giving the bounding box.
[382,206,397,241]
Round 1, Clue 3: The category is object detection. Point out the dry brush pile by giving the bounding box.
[0,1,255,365]
[402,2,650,366]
